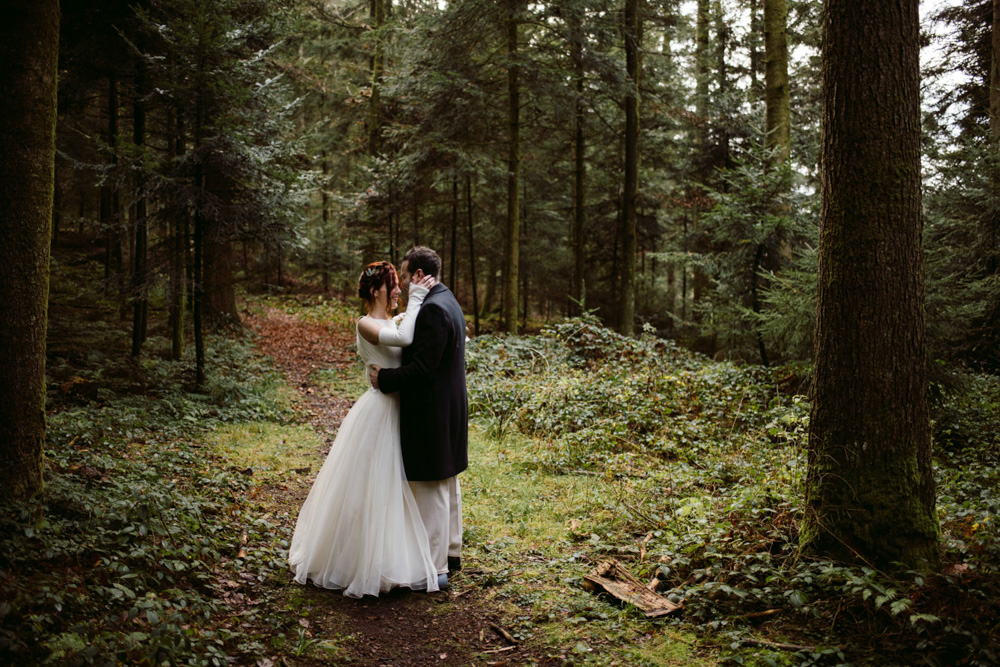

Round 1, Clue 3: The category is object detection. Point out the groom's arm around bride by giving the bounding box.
[370,246,468,578]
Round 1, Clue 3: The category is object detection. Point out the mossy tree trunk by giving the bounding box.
[764,0,790,164]
[751,0,791,367]
[0,0,59,501]
[802,0,940,570]
[618,0,640,335]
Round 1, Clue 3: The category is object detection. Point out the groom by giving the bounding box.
[369,246,468,589]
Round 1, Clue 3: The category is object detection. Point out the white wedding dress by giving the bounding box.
[288,286,438,597]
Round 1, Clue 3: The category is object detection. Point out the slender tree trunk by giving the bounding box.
[619,0,640,335]
[695,0,710,153]
[0,0,59,501]
[571,10,586,316]
[715,1,731,171]
[321,151,330,292]
[466,175,480,335]
[170,211,186,360]
[277,245,284,287]
[193,103,206,388]
[450,176,458,288]
[690,0,711,324]
[368,0,385,156]
[389,206,397,266]
[51,179,61,246]
[103,74,123,298]
[749,0,761,96]
[990,0,1000,276]
[77,191,85,233]
[764,0,791,164]
[521,180,528,328]
[502,0,521,333]
[754,0,791,366]
[992,0,1000,144]
[131,57,148,357]
[412,197,419,247]
[802,0,939,570]
[107,74,127,318]
[750,243,770,366]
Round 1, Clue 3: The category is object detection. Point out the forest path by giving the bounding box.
[244,306,544,667]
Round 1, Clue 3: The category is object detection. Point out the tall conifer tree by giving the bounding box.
[0,0,60,500]
[802,0,940,569]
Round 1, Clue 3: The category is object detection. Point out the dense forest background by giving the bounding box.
[33,0,999,368]
[3,0,1000,664]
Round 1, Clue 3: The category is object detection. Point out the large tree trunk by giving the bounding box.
[502,0,521,333]
[618,0,640,335]
[0,0,59,501]
[764,0,791,164]
[202,170,239,329]
[802,0,940,570]
[203,236,238,327]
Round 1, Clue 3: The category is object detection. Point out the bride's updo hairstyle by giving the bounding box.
[357,261,398,306]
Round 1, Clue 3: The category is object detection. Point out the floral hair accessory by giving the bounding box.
[365,266,380,277]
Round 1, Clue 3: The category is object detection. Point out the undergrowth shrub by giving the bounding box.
[0,333,293,666]
[468,316,1000,665]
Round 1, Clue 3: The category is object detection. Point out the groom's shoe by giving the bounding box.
[437,573,449,590]
[448,556,461,573]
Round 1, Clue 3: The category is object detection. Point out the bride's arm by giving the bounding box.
[358,316,384,345]
[378,282,430,347]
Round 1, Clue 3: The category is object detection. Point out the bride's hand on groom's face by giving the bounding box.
[412,273,437,290]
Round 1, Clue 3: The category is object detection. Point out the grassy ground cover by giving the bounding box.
[462,316,1000,666]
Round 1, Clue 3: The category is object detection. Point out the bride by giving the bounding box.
[288,260,442,597]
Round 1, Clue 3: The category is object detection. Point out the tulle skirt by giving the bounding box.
[288,388,438,597]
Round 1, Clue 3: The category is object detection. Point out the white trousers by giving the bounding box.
[408,476,462,575]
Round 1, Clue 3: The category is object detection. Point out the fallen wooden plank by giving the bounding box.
[582,559,683,618]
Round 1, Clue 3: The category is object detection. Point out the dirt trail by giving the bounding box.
[245,307,542,666]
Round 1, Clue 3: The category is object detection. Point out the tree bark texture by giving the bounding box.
[803,0,940,570]
[368,0,385,156]
[764,0,791,163]
[992,0,1000,143]
[0,0,59,501]
[204,236,238,327]
[466,176,480,335]
[619,0,639,334]
[131,59,148,357]
[695,0,710,153]
[169,110,186,360]
[502,0,521,333]
[571,10,586,316]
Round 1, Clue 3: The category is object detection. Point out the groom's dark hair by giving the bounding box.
[402,246,441,278]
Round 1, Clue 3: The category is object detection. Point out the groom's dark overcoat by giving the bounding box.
[377,283,468,482]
